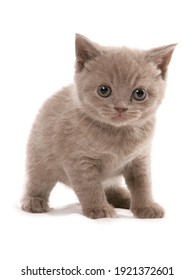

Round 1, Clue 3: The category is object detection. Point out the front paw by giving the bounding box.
[21,196,49,213]
[83,204,116,219]
[131,203,165,219]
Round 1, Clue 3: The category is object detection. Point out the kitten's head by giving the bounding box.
[74,34,176,127]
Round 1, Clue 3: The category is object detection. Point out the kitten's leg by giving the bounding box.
[21,174,56,213]
[74,182,116,219]
[105,186,130,209]
[123,155,164,218]
[67,161,116,219]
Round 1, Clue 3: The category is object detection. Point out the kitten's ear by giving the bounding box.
[146,44,177,79]
[75,34,101,72]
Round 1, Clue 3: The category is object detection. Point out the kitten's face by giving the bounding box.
[74,35,175,127]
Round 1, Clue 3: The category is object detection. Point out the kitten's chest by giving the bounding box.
[86,126,151,173]
[100,137,143,171]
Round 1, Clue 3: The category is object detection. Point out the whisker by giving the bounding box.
[85,117,99,133]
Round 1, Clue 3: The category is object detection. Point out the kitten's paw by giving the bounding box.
[131,203,164,219]
[83,204,116,219]
[21,196,49,213]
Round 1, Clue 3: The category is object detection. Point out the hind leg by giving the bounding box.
[105,185,131,209]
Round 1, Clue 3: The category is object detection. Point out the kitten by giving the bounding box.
[21,34,176,219]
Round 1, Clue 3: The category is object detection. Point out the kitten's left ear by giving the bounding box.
[146,44,177,79]
[75,34,101,72]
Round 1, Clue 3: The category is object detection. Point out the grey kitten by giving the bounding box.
[21,34,176,219]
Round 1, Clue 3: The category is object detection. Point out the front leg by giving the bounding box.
[66,158,115,219]
[123,154,164,218]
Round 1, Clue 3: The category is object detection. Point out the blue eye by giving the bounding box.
[132,88,147,101]
[97,85,112,98]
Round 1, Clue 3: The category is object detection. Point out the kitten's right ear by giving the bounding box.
[75,34,101,72]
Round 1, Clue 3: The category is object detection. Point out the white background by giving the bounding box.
[0,0,195,279]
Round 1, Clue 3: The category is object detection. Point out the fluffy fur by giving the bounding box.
[21,34,176,219]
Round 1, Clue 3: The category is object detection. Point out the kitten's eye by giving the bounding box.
[97,85,112,98]
[132,88,147,101]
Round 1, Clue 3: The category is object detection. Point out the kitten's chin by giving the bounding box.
[110,115,130,127]
[108,113,141,127]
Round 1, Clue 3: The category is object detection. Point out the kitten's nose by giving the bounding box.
[114,107,128,113]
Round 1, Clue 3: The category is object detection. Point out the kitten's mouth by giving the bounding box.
[112,113,128,121]
[110,111,141,124]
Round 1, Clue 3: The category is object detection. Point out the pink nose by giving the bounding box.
[114,107,128,113]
